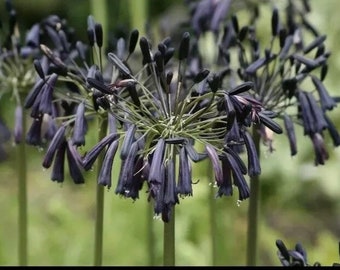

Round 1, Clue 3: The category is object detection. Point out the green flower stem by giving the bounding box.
[163,206,175,266]
[18,109,27,266]
[94,187,104,266]
[147,203,156,266]
[164,146,176,266]
[89,0,108,52]
[89,0,109,265]
[94,116,108,266]
[127,0,148,37]
[246,126,261,266]
[127,1,157,265]
[209,180,218,266]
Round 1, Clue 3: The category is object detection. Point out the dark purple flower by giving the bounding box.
[275,239,325,266]
[115,141,139,197]
[310,133,329,166]
[26,116,43,146]
[98,140,119,189]
[241,130,261,177]
[283,113,297,156]
[120,124,136,160]
[24,79,45,109]
[38,73,58,116]
[206,144,223,185]
[218,157,233,197]
[311,75,337,111]
[148,139,165,185]
[190,0,230,36]
[82,132,119,171]
[42,124,66,169]
[25,23,40,48]
[66,141,85,184]
[51,141,66,183]
[72,103,87,146]
[225,152,249,201]
[177,146,193,197]
[154,164,166,217]
[164,159,179,206]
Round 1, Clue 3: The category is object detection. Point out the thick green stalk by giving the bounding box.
[163,207,175,266]
[127,0,157,266]
[18,110,27,266]
[89,0,108,50]
[93,116,108,266]
[127,0,148,37]
[89,0,108,266]
[147,203,156,266]
[246,126,261,266]
[163,147,176,266]
[209,181,218,266]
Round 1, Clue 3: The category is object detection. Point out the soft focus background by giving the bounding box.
[0,0,340,266]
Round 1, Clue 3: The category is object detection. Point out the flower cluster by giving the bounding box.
[186,0,340,165]
[19,7,285,222]
[276,239,340,266]
[0,0,38,146]
[17,0,340,223]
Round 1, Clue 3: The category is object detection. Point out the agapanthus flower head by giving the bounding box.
[275,239,338,267]
[27,7,286,222]
[0,0,40,145]
[0,0,78,149]
[21,13,102,184]
[83,26,283,221]
[30,1,305,222]
[186,0,340,165]
[185,0,263,37]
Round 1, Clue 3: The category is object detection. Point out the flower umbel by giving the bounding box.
[211,0,340,163]
[27,9,284,221]
[276,239,340,267]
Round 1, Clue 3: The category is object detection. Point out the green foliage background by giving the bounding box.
[0,0,340,266]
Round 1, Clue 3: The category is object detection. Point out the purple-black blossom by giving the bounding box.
[22,0,339,223]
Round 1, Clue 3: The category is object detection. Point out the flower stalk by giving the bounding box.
[209,172,218,266]
[89,0,109,266]
[0,1,38,265]
[94,116,108,266]
[246,125,261,266]
[163,206,175,266]
[163,145,176,266]
[17,99,28,266]
[147,203,156,266]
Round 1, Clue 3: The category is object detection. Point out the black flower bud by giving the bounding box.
[207,73,220,93]
[139,37,152,64]
[128,29,139,55]
[231,15,239,34]
[34,59,45,80]
[154,51,164,73]
[166,71,173,85]
[271,7,279,37]
[87,28,95,47]
[178,32,190,61]
[193,69,210,84]
[94,23,103,48]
